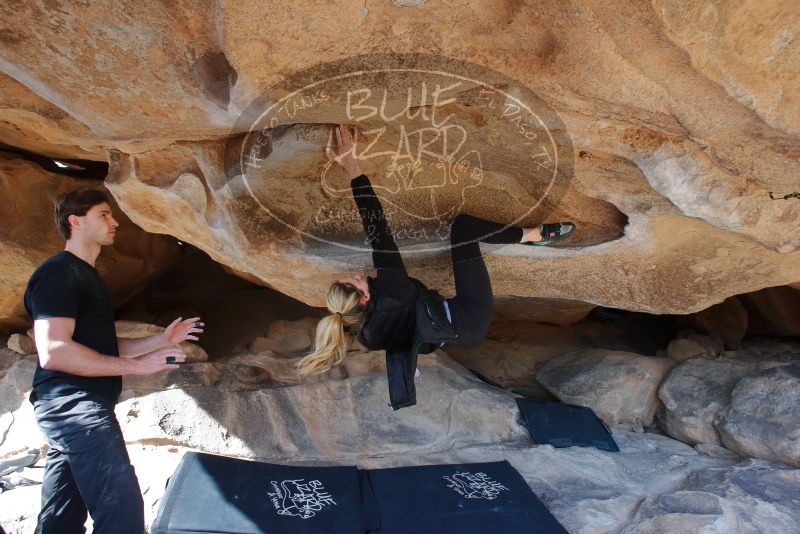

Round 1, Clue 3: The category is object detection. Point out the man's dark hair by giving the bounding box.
[55,188,111,240]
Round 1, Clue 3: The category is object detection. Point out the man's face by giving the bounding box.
[70,202,119,246]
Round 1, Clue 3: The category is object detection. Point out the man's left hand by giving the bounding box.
[161,316,204,347]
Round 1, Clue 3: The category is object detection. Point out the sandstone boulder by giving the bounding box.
[0,356,36,417]
[736,337,800,358]
[491,296,595,325]
[536,350,675,428]
[0,153,179,330]
[249,318,316,356]
[683,296,749,349]
[122,362,222,393]
[694,442,741,461]
[7,334,35,355]
[0,73,105,160]
[215,350,352,392]
[105,132,800,318]
[445,316,674,395]
[622,459,800,533]
[2,332,800,533]
[740,285,800,337]
[666,338,709,363]
[658,357,769,445]
[718,362,800,467]
[118,351,524,460]
[4,344,800,534]
[658,350,800,468]
[652,0,800,136]
[0,1,798,320]
[0,347,23,380]
[677,330,724,356]
[3,1,800,528]
[0,357,38,457]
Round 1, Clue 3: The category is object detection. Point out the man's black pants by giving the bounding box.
[33,394,144,534]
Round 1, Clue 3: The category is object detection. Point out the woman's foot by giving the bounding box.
[521,222,576,246]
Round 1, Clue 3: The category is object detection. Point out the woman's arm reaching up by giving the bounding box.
[327,124,408,278]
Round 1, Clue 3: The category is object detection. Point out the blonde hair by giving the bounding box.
[296,281,366,376]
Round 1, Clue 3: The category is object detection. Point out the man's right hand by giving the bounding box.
[132,346,187,375]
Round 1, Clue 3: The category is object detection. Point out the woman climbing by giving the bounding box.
[297,125,576,408]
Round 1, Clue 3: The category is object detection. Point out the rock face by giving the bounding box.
[1,0,800,524]
[490,296,596,325]
[248,318,316,357]
[445,315,675,400]
[6,334,35,355]
[659,352,800,467]
[118,352,524,460]
[1,324,799,534]
[718,363,800,467]
[536,349,675,428]
[677,286,800,346]
[0,350,22,381]
[658,357,763,446]
[682,331,724,357]
[694,442,741,461]
[112,245,323,360]
[0,152,179,330]
[0,333,22,380]
[622,459,800,534]
[0,1,797,315]
[652,0,800,136]
[740,285,800,337]
[666,338,708,363]
[0,355,37,455]
[665,330,725,363]
[682,296,750,349]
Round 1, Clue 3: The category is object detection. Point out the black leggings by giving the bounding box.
[446,214,523,349]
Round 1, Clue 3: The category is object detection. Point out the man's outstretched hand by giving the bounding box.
[133,346,186,375]
[326,124,362,179]
[161,316,204,346]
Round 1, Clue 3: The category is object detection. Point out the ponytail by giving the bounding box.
[297,282,365,376]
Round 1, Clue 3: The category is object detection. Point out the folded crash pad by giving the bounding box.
[516,398,619,452]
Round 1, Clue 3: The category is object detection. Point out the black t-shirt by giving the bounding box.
[24,250,121,404]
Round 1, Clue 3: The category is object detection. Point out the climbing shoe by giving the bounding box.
[524,222,576,246]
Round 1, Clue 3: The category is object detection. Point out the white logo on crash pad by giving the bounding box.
[444,471,509,500]
[268,479,337,519]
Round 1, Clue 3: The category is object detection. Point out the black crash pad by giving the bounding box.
[516,398,619,452]
[362,460,567,533]
[151,452,366,534]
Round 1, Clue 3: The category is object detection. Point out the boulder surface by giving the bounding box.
[537,349,675,428]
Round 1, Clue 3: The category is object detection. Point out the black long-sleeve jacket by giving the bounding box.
[350,174,435,409]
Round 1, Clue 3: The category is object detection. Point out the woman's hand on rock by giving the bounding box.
[326,124,362,178]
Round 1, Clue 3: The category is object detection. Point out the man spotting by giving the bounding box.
[24,188,204,533]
